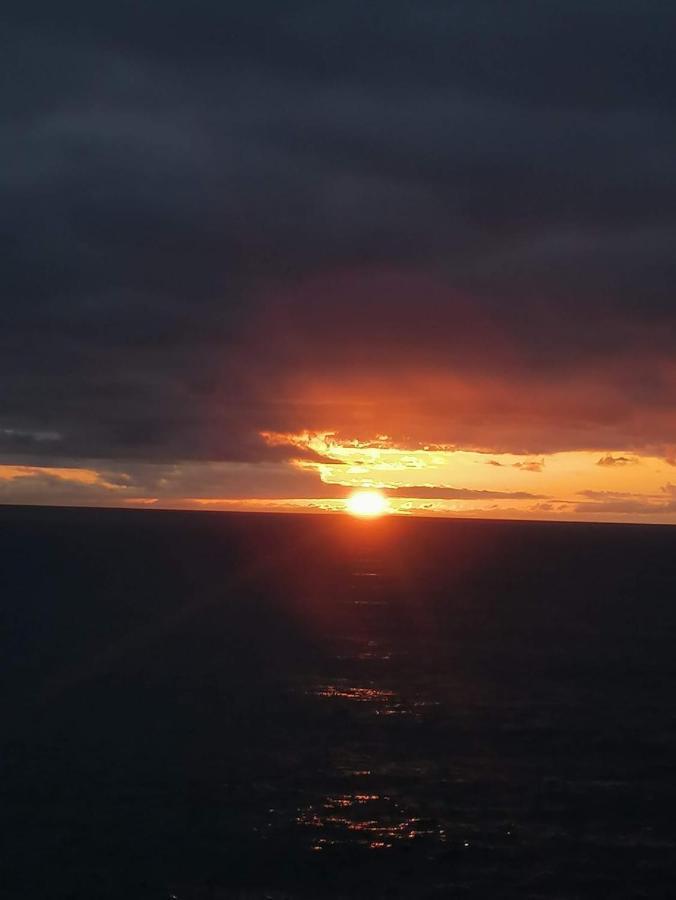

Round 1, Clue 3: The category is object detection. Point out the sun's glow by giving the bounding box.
[346,490,389,518]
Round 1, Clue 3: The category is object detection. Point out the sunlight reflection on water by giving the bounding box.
[295,792,446,852]
[291,557,451,853]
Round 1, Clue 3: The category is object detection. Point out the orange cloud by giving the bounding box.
[596,455,639,467]
[0,465,127,490]
[513,459,545,472]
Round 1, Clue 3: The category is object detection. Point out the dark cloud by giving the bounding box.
[0,472,113,506]
[573,498,676,516]
[596,455,640,467]
[385,486,545,500]
[2,2,676,466]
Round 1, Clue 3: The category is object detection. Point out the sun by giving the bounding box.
[346,490,390,518]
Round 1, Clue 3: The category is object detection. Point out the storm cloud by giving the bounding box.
[3,1,676,467]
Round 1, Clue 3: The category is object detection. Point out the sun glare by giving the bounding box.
[346,490,389,518]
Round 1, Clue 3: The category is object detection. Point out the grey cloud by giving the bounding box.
[574,498,676,515]
[385,486,545,500]
[2,2,676,465]
[596,455,640,467]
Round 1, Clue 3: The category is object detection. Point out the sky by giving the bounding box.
[3,2,676,522]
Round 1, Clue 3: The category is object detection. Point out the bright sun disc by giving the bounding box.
[346,490,389,518]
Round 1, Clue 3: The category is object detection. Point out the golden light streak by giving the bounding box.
[257,430,676,523]
[0,465,126,490]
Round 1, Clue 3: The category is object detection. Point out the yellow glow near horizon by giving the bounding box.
[346,490,390,517]
[256,430,676,524]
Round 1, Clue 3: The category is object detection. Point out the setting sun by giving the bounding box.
[346,490,390,518]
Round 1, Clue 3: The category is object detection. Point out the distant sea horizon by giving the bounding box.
[2,500,675,529]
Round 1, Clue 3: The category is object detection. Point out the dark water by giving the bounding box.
[2,506,676,899]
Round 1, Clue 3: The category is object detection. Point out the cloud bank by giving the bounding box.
[2,2,676,517]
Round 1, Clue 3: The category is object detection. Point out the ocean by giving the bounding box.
[2,506,676,898]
